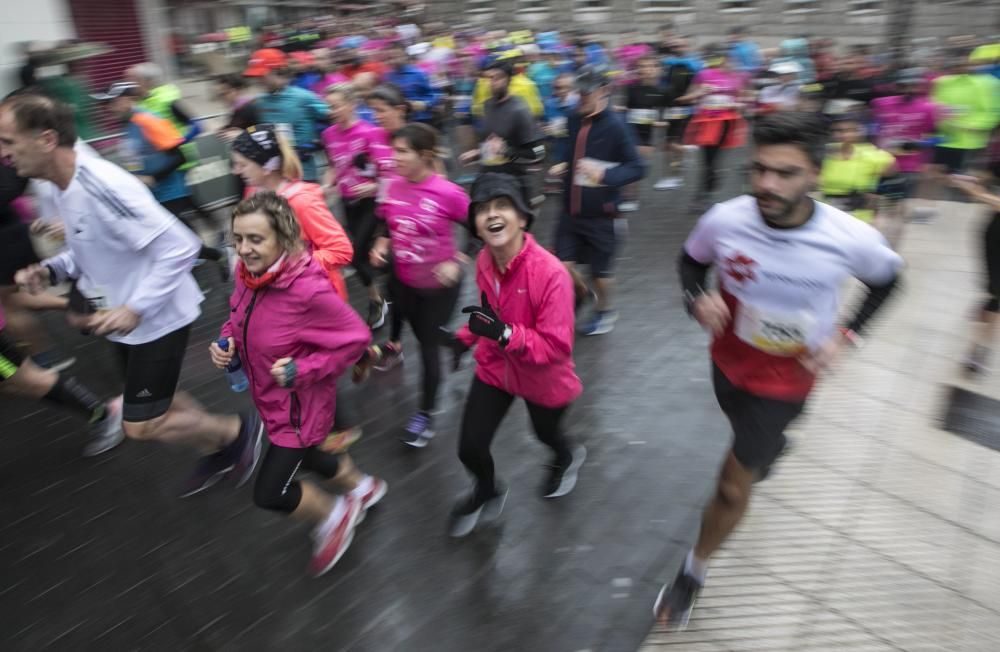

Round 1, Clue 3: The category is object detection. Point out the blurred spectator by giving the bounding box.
[290,51,323,91]
[931,50,1000,173]
[727,27,762,75]
[384,42,440,123]
[127,63,200,166]
[214,74,261,142]
[823,48,876,105]
[244,48,331,182]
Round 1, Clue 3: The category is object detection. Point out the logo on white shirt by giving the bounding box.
[723,253,757,284]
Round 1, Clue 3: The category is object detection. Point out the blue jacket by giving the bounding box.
[254,85,330,181]
[122,109,189,203]
[385,65,439,122]
[560,105,646,218]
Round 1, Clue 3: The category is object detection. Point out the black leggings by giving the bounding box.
[253,443,341,514]
[345,198,378,287]
[458,377,573,501]
[388,274,460,413]
[700,120,734,194]
[160,196,222,261]
[984,211,1000,312]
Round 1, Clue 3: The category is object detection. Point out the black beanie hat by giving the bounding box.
[467,173,535,237]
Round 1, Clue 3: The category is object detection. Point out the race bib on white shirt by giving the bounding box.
[663,106,693,120]
[734,303,816,357]
[627,108,658,125]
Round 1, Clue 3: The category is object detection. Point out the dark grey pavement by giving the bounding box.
[1,149,745,651]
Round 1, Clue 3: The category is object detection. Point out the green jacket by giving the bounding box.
[931,73,1000,150]
[139,84,199,168]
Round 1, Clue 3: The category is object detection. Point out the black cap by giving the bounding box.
[575,63,610,94]
[468,173,535,237]
[484,58,515,78]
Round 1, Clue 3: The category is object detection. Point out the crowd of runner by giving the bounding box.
[2,18,1000,629]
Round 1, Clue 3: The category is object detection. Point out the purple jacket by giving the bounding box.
[221,254,370,448]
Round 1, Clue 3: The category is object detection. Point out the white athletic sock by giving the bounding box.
[684,549,709,584]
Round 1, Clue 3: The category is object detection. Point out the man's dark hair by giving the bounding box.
[215,73,248,90]
[752,111,828,169]
[0,92,77,147]
[484,59,514,78]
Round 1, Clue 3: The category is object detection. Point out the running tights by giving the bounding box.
[700,121,733,194]
[253,443,341,514]
[388,274,459,413]
[344,198,378,287]
[458,377,572,501]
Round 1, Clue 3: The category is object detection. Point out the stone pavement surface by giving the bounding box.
[641,200,1000,652]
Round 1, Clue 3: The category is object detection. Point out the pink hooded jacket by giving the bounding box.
[458,234,583,408]
[220,254,371,448]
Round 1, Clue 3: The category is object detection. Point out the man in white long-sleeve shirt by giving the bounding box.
[0,93,262,497]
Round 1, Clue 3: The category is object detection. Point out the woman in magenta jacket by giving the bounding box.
[444,173,587,538]
[209,192,386,577]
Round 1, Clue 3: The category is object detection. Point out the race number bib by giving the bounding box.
[734,304,815,357]
[548,116,568,137]
[480,139,508,166]
[627,108,658,125]
[702,94,731,110]
[663,106,692,120]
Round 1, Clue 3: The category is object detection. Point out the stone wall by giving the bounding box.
[434,0,999,50]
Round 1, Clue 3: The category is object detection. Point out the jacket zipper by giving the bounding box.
[241,289,260,390]
[495,273,511,393]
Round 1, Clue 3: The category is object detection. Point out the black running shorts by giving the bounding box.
[113,325,191,422]
[0,329,25,383]
[712,364,805,475]
[555,213,617,279]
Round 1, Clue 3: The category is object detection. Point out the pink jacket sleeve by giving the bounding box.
[504,266,575,365]
[294,288,372,386]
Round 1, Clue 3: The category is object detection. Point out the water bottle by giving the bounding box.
[218,338,249,393]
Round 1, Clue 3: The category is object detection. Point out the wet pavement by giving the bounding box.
[6,128,1000,652]
[2,141,736,651]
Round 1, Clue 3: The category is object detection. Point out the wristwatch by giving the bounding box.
[499,325,513,347]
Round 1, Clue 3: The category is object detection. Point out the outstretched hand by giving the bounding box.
[461,292,507,342]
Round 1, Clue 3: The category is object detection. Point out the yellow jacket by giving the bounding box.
[472,73,543,118]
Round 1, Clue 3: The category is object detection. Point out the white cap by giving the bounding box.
[770,61,802,76]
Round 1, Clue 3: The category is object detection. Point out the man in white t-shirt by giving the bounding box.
[0,93,263,497]
[655,111,903,628]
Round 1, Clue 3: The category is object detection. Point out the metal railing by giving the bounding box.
[84,112,229,146]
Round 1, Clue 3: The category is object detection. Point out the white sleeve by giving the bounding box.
[850,226,903,285]
[683,205,722,264]
[125,224,200,318]
[75,161,176,251]
[42,250,79,283]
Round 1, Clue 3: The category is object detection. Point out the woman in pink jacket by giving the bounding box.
[322,83,392,329]
[231,125,354,302]
[442,173,587,538]
[209,192,386,577]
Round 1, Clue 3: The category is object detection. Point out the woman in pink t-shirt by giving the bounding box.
[322,82,391,330]
[678,47,749,197]
[369,124,471,448]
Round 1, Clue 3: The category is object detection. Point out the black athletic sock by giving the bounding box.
[43,376,105,423]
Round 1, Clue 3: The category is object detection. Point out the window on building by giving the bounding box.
[467,0,492,13]
[518,0,552,12]
[847,0,882,13]
[784,0,820,12]
[636,0,692,11]
[719,0,755,11]
[575,0,611,10]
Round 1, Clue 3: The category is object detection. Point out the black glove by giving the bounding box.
[438,327,470,371]
[461,291,508,343]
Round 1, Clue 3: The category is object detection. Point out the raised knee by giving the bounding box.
[717,479,748,508]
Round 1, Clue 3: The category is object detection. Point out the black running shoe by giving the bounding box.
[448,484,507,538]
[653,565,703,630]
[541,445,586,498]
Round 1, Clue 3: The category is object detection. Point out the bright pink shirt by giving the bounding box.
[871,95,939,172]
[321,119,384,200]
[693,69,747,115]
[379,173,470,289]
[311,72,349,96]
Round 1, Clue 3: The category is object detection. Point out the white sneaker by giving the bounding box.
[618,201,640,213]
[654,177,683,190]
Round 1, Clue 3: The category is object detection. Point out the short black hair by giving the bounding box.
[752,111,828,169]
[0,92,77,147]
